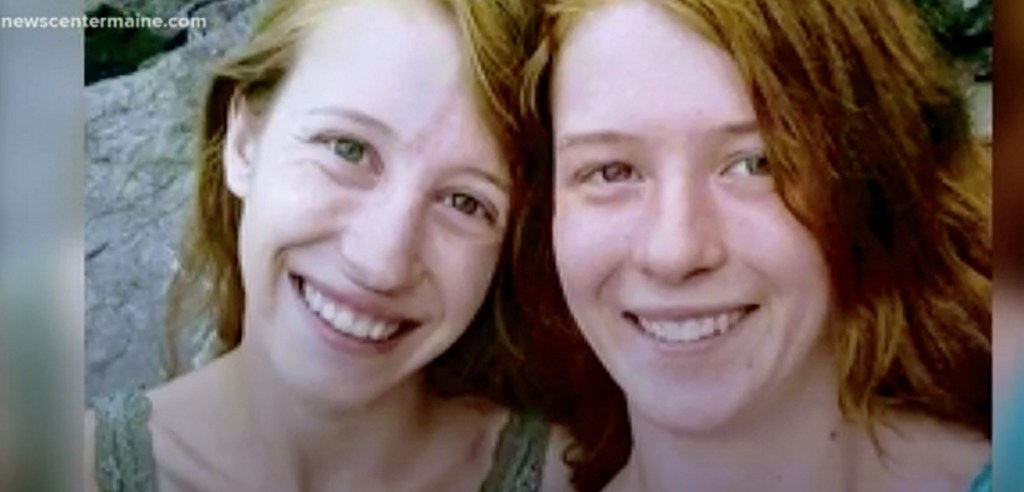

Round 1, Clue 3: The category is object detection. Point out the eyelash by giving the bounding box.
[312,134,377,169]
[580,161,641,184]
[443,191,497,224]
[723,155,770,176]
[309,132,499,224]
[578,155,769,183]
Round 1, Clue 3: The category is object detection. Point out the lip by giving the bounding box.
[625,304,756,322]
[623,305,757,354]
[289,274,419,355]
[297,274,414,325]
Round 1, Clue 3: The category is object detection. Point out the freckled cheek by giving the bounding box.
[253,194,335,250]
[553,199,632,292]
[424,237,502,314]
[772,224,828,292]
[728,201,825,280]
[465,242,503,285]
[236,158,346,288]
[728,204,832,330]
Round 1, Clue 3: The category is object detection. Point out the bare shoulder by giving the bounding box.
[539,424,574,492]
[874,416,990,492]
[143,360,246,490]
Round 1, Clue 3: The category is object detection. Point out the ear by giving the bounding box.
[223,93,261,199]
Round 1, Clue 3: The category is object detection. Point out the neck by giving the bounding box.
[223,340,442,490]
[617,356,866,492]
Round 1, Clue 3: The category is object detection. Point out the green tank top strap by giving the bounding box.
[479,410,551,492]
[966,460,991,492]
[93,390,158,492]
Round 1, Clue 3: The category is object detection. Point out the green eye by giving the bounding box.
[331,137,368,164]
[725,155,770,176]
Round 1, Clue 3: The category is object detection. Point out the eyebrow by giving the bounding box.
[716,119,760,136]
[305,107,398,139]
[556,130,638,152]
[454,165,511,194]
[556,119,762,152]
[307,106,509,191]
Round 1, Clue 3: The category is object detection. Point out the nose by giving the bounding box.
[633,178,727,284]
[338,186,425,294]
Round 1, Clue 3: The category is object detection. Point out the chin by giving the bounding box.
[625,378,757,437]
[272,350,408,407]
[639,402,746,437]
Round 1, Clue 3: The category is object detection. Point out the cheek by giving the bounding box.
[426,234,502,318]
[552,196,630,297]
[729,199,832,308]
[249,162,350,243]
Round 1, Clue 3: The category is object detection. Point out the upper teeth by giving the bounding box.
[302,282,400,341]
[637,310,744,344]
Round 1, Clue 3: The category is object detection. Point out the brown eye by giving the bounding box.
[597,162,639,182]
[446,192,492,221]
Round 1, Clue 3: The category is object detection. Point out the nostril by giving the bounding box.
[337,242,419,294]
[336,205,426,294]
[339,250,421,296]
[635,220,727,284]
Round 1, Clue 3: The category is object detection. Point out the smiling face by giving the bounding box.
[551,0,834,433]
[223,0,508,405]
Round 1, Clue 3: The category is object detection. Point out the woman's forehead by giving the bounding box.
[299,0,462,72]
[553,2,755,143]
[276,0,478,137]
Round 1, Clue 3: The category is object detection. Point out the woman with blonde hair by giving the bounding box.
[516,0,992,490]
[84,0,568,490]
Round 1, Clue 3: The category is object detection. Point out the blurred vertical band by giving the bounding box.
[994,0,1024,490]
[0,0,83,490]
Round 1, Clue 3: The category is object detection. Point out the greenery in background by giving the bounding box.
[912,0,992,80]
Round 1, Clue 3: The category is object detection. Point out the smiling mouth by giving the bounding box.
[625,306,756,345]
[292,275,412,343]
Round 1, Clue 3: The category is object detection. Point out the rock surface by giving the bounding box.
[85,0,198,19]
[85,0,262,404]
